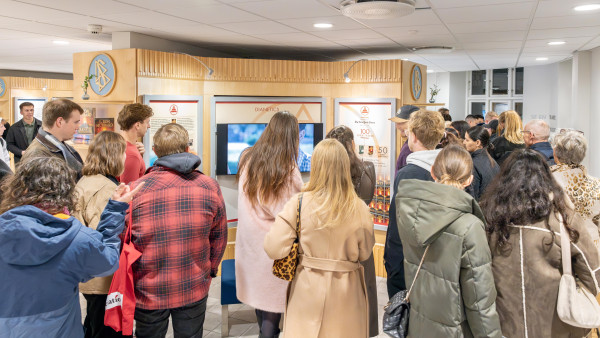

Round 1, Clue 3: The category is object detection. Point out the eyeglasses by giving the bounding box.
[520,130,532,135]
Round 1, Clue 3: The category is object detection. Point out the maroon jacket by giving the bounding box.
[128,152,227,310]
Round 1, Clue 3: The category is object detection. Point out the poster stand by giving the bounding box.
[334,98,396,231]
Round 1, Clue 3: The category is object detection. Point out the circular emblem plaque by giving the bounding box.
[0,78,6,98]
[410,65,422,100]
[88,53,116,96]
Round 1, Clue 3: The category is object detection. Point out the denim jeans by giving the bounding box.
[134,297,207,338]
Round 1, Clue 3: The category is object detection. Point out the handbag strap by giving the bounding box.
[559,212,573,276]
[295,193,304,239]
[406,245,430,301]
[125,204,133,244]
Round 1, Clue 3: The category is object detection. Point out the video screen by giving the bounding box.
[216,123,322,175]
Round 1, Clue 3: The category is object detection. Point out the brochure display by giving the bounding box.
[335,98,396,231]
[143,95,203,170]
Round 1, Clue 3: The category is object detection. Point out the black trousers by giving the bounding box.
[255,309,281,338]
[83,294,130,338]
[134,297,207,338]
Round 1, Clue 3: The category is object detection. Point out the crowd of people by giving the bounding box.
[0,99,599,338]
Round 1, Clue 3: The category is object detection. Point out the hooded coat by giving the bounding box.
[396,179,502,338]
[0,200,128,338]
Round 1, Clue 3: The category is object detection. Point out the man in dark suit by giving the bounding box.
[6,102,42,163]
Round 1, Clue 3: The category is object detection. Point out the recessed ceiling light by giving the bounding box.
[536,57,549,61]
[426,69,435,73]
[53,40,69,45]
[574,4,600,11]
[401,58,409,61]
[313,23,333,29]
[548,41,566,45]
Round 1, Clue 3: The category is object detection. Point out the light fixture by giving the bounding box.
[401,58,409,61]
[427,69,435,73]
[340,0,416,20]
[53,40,69,45]
[313,23,333,28]
[536,57,549,61]
[411,46,454,54]
[548,41,566,45]
[574,4,600,11]
[42,84,47,91]
[343,59,367,83]
[173,52,214,77]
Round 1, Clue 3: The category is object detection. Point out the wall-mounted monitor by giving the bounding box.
[216,123,323,175]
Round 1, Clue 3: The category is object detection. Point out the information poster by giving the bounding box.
[14,97,46,123]
[337,99,394,228]
[145,98,201,166]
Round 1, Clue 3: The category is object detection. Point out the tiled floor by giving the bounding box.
[80,276,391,337]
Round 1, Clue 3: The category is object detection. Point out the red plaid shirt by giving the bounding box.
[128,166,227,310]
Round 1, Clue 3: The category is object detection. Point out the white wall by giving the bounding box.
[589,47,600,177]
[522,63,560,128]
[427,71,450,107]
[449,71,467,120]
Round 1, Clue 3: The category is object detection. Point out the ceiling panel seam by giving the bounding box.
[514,0,541,68]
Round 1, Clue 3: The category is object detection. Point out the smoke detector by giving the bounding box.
[340,0,416,20]
[87,24,103,35]
[411,46,454,54]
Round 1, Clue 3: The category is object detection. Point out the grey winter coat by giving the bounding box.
[395,179,502,338]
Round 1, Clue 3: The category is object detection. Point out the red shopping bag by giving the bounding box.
[104,207,141,335]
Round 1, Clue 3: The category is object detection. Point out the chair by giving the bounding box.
[220,259,241,337]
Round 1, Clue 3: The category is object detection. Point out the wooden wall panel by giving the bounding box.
[137,50,402,84]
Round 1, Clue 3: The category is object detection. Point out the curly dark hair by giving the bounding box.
[480,149,578,253]
[326,125,364,188]
[0,157,77,214]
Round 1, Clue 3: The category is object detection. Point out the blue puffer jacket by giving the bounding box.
[0,200,128,338]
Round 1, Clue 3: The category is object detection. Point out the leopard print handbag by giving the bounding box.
[272,193,303,281]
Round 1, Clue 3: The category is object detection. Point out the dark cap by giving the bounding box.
[483,119,499,131]
[389,105,420,123]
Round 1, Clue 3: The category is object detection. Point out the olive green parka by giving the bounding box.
[395,179,502,338]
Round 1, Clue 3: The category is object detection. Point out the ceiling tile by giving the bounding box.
[430,0,534,9]
[377,25,449,38]
[532,15,600,30]
[456,30,526,43]
[213,20,299,35]
[354,9,442,28]
[436,2,535,24]
[447,19,529,34]
[534,0,600,17]
[230,0,338,19]
[462,40,523,50]
[310,28,384,40]
[153,4,264,24]
[528,27,600,40]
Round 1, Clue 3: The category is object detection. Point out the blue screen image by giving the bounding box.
[226,123,315,175]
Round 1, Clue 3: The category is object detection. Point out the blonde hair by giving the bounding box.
[153,123,188,157]
[408,109,445,149]
[303,139,361,228]
[82,131,127,177]
[432,144,473,190]
[498,110,524,144]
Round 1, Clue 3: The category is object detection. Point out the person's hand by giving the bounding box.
[135,142,145,156]
[112,182,145,204]
[21,150,26,155]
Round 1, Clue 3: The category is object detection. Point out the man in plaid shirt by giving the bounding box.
[128,123,227,338]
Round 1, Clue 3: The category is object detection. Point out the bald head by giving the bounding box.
[524,119,550,146]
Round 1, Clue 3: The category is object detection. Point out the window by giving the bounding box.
[514,101,523,116]
[491,101,510,113]
[470,101,486,116]
[492,69,509,95]
[470,70,486,95]
[514,67,524,95]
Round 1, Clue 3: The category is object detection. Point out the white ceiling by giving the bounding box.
[1,0,600,73]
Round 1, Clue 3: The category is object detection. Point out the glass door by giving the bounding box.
[470,70,487,96]
[514,67,524,95]
[490,101,510,114]
[469,101,486,116]
[492,68,509,95]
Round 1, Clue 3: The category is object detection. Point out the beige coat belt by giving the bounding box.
[299,255,361,272]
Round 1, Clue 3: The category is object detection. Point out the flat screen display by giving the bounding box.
[216,123,323,175]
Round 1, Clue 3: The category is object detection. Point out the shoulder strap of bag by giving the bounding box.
[406,245,430,302]
[296,193,304,235]
[559,212,573,276]
[125,205,133,244]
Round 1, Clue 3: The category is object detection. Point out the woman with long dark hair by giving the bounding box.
[481,149,600,337]
[450,120,470,139]
[235,111,304,337]
[326,125,378,337]
[463,126,499,200]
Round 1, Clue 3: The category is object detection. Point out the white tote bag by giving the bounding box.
[556,213,600,328]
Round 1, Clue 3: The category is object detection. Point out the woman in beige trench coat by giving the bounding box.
[264,139,375,338]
